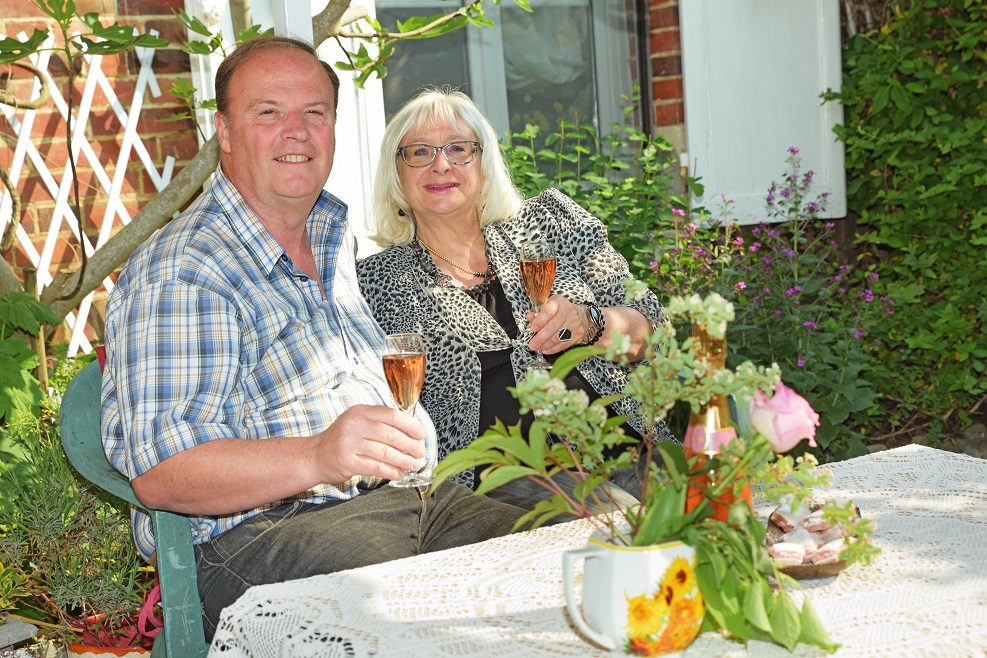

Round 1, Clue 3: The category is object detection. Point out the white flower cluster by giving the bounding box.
[665,293,735,338]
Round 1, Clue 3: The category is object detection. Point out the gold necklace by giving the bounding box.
[417,238,489,278]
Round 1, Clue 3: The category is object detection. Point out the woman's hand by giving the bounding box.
[525,295,593,355]
[526,295,654,360]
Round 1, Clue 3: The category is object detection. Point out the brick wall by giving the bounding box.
[0,0,196,347]
[647,0,683,130]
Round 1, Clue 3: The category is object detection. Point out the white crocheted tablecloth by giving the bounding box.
[208,445,987,658]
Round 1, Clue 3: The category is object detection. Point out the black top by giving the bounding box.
[464,277,642,453]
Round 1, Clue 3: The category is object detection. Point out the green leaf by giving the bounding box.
[473,465,537,494]
[799,598,840,652]
[549,345,604,379]
[741,578,772,633]
[767,590,802,652]
[0,30,49,64]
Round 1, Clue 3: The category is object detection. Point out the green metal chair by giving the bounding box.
[59,361,208,658]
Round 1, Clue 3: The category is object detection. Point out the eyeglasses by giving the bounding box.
[396,141,482,168]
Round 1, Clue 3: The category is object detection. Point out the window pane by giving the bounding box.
[375,5,471,121]
[501,3,597,136]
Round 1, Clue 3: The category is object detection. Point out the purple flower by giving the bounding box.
[806,202,819,213]
[768,229,780,237]
[803,171,814,184]
[803,321,817,329]
[672,208,685,217]
[733,237,744,246]
[826,222,835,229]
[775,310,782,316]
[763,287,771,294]
[762,257,772,266]
[735,282,747,290]
[783,248,796,258]
[788,146,803,155]
[854,329,865,339]
[750,242,761,252]
[869,272,879,280]
[780,188,791,198]
[766,194,775,203]
[797,355,806,367]
[785,286,802,297]
[649,261,657,269]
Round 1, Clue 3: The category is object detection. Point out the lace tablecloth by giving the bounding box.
[208,445,987,657]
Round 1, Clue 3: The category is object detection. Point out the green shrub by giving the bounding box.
[825,0,987,437]
[0,292,60,426]
[648,148,892,461]
[501,90,700,277]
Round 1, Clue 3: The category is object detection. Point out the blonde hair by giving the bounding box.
[370,87,524,247]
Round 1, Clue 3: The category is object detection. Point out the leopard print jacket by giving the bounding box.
[357,188,674,488]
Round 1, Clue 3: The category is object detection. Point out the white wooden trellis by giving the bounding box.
[0,31,176,356]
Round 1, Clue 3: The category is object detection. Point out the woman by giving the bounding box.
[357,88,672,498]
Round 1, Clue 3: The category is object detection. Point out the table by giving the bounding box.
[208,445,987,657]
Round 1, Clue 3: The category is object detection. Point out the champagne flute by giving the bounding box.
[520,241,557,370]
[382,332,433,488]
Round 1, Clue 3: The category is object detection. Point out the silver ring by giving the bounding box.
[557,327,572,342]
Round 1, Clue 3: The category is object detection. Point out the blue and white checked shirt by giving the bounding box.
[101,167,437,561]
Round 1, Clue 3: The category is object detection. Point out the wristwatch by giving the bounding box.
[583,303,605,345]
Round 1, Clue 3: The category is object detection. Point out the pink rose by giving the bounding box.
[749,383,820,452]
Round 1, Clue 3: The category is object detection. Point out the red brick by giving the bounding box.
[116,0,185,17]
[129,47,190,75]
[653,101,684,127]
[650,29,680,54]
[92,52,132,78]
[89,135,125,164]
[651,54,681,77]
[649,5,679,29]
[145,17,189,44]
[72,0,116,14]
[18,173,57,205]
[651,78,683,101]
[158,134,199,162]
[90,77,137,111]
[29,110,64,140]
[137,106,195,134]
[35,138,70,165]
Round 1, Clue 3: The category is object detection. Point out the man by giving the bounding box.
[100,36,525,639]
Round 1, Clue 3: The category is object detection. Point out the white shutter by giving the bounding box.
[679,0,846,223]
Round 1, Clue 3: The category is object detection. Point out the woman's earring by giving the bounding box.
[398,208,406,217]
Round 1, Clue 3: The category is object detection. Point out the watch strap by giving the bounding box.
[584,303,605,345]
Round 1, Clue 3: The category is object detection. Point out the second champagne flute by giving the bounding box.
[382,332,433,488]
[520,241,557,370]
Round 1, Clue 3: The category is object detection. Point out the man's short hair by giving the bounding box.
[215,36,341,118]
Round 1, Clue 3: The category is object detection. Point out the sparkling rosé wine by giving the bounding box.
[520,257,556,310]
[383,353,425,412]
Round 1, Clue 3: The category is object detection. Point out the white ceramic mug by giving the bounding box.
[562,532,703,656]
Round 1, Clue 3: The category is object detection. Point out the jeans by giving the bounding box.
[194,480,527,640]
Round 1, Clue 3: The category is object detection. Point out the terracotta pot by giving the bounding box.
[563,531,704,656]
[65,644,150,657]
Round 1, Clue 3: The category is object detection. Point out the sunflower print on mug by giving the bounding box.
[623,555,704,656]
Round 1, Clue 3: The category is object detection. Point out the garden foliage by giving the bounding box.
[501,91,698,277]
[648,149,894,460]
[0,292,59,425]
[824,0,987,437]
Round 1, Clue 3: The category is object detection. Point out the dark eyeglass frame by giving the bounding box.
[396,141,482,168]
